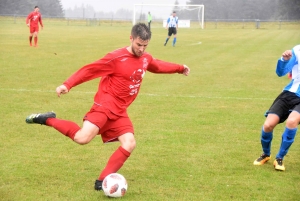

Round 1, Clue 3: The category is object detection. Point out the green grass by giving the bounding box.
[0,19,300,201]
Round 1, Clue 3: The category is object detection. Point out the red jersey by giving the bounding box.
[26,11,43,27]
[63,47,184,116]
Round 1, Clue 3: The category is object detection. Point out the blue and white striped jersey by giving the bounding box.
[276,45,300,96]
[167,15,178,28]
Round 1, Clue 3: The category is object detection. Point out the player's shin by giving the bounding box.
[34,36,38,46]
[261,128,273,156]
[276,127,297,159]
[46,118,80,140]
[98,146,131,181]
[173,38,177,46]
[29,36,33,45]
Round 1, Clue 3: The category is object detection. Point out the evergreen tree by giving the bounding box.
[278,0,300,20]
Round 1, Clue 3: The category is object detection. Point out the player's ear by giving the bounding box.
[130,35,133,43]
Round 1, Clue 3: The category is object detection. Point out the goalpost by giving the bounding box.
[133,4,205,29]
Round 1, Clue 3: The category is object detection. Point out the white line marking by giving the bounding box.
[0,88,273,101]
[189,42,202,46]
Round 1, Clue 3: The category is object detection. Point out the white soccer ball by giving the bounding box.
[102,173,128,197]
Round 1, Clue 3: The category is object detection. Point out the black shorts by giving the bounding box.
[265,90,300,123]
[168,27,177,36]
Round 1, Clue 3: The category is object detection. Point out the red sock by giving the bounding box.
[99,146,131,180]
[34,37,38,46]
[46,118,80,140]
[29,36,32,45]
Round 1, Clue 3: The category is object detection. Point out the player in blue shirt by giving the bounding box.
[164,11,178,47]
[253,45,300,171]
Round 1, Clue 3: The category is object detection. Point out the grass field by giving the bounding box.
[0,19,300,201]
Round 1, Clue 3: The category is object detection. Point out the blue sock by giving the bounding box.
[261,128,273,156]
[173,38,177,46]
[276,127,297,159]
[165,38,169,44]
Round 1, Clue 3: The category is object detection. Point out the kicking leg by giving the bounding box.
[26,112,100,144]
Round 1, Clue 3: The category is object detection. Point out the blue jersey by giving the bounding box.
[167,15,178,28]
[276,45,300,96]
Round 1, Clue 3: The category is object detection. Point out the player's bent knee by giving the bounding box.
[73,121,99,145]
[119,133,136,153]
[263,115,279,131]
[263,122,276,132]
[73,136,91,145]
[286,118,299,128]
[123,139,136,153]
[73,131,97,145]
[129,140,136,150]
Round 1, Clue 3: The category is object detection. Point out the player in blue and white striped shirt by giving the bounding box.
[164,11,178,47]
[254,45,300,171]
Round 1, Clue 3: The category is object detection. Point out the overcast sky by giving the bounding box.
[60,0,188,12]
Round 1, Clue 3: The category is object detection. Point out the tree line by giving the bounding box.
[177,0,300,20]
[0,0,64,17]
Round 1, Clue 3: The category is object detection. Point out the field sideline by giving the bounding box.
[0,20,300,201]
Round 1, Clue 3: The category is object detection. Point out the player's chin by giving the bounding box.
[135,52,144,57]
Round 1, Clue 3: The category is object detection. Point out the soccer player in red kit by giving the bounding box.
[26,6,43,47]
[25,23,190,190]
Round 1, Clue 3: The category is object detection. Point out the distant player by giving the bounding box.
[25,23,190,190]
[253,45,300,171]
[26,6,43,47]
[164,11,178,47]
[148,12,152,31]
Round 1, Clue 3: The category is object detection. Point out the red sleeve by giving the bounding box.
[147,58,184,74]
[39,15,43,27]
[26,12,32,24]
[63,53,115,90]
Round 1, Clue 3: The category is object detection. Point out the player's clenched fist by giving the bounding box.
[282,50,292,61]
[56,85,69,97]
[182,65,190,76]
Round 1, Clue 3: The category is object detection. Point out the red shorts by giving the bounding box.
[30,26,39,33]
[83,104,134,143]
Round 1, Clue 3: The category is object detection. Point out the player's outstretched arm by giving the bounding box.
[56,85,69,97]
[147,58,190,75]
[182,65,190,76]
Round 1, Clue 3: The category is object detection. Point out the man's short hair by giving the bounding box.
[131,23,151,41]
[173,11,176,13]
[34,6,39,8]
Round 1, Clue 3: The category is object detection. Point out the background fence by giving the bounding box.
[1,15,299,29]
